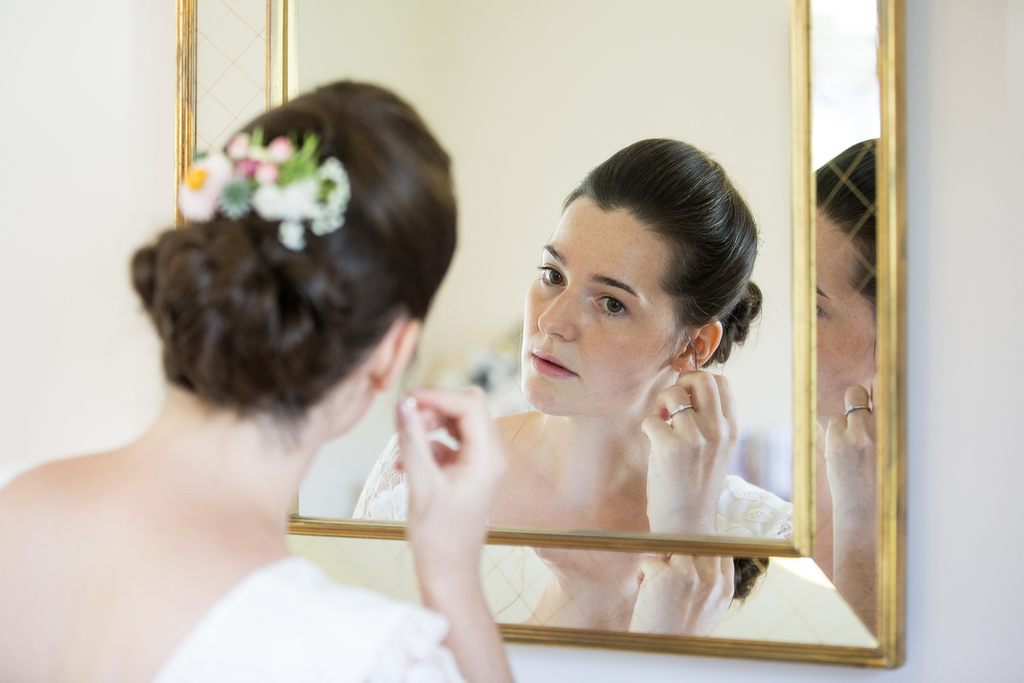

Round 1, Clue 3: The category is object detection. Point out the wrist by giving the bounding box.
[417,568,485,611]
[649,507,716,536]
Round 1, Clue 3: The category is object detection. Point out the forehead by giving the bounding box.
[816,215,861,293]
[549,198,670,296]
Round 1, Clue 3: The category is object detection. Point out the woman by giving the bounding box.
[357,139,791,635]
[814,139,879,632]
[0,82,512,682]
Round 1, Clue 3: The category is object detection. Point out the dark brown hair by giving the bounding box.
[132,81,456,420]
[816,139,877,308]
[564,139,762,364]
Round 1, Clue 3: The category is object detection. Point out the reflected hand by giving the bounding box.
[824,384,877,526]
[630,554,734,635]
[824,384,878,632]
[641,371,738,535]
[397,387,507,589]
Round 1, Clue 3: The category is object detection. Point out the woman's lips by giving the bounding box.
[531,352,577,379]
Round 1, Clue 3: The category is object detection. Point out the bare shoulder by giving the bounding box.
[0,451,118,512]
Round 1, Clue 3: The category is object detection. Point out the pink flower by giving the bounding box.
[236,158,259,178]
[267,137,294,163]
[226,134,250,160]
[178,152,232,221]
[255,162,279,185]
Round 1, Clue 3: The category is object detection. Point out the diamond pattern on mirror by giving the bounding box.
[290,537,878,647]
[195,0,267,154]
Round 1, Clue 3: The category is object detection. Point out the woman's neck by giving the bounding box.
[525,408,652,506]
[129,389,325,538]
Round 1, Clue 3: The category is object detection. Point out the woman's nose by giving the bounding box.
[537,291,578,341]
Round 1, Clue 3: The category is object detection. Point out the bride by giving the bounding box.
[356,139,792,634]
[0,81,512,682]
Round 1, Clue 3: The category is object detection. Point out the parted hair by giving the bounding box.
[132,81,457,420]
[564,138,762,364]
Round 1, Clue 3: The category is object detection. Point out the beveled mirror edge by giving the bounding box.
[173,0,907,667]
[174,0,196,228]
[498,625,890,667]
[790,0,815,560]
[288,518,802,557]
[876,0,907,669]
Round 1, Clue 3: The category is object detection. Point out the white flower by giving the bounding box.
[178,152,233,221]
[251,177,320,222]
[314,157,351,234]
[278,220,306,251]
[311,209,344,236]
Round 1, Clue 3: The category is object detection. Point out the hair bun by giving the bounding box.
[131,244,159,312]
[711,280,762,364]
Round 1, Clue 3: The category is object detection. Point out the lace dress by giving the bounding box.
[353,435,793,539]
[0,464,466,683]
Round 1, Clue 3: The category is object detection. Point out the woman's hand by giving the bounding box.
[398,387,507,586]
[824,385,877,534]
[397,386,513,683]
[629,554,734,635]
[641,371,738,536]
[824,384,878,632]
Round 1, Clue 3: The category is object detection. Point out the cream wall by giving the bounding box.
[1,1,1022,681]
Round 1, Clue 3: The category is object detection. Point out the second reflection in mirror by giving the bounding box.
[355,139,791,634]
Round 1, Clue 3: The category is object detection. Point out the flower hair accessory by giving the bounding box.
[178,129,352,251]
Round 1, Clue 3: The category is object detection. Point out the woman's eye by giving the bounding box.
[602,297,626,315]
[539,266,564,286]
[816,304,825,318]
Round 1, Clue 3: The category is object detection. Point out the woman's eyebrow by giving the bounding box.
[543,244,564,263]
[816,286,831,300]
[544,244,639,297]
[593,275,639,298]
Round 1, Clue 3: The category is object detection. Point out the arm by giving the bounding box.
[824,385,878,632]
[630,372,739,635]
[398,387,513,683]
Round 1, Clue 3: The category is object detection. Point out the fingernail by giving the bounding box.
[404,396,418,409]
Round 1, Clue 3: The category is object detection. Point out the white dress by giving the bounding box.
[353,435,794,539]
[0,464,465,683]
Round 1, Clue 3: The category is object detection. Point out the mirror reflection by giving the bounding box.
[811,0,881,635]
[295,0,796,537]
[265,0,886,648]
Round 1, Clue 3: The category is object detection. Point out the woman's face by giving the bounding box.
[521,198,684,418]
[816,215,877,419]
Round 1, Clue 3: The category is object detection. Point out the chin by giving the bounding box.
[521,375,579,417]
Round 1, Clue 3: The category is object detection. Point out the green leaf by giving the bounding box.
[278,133,322,186]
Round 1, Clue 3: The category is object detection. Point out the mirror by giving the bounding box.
[291,0,802,547]
[180,0,904,666]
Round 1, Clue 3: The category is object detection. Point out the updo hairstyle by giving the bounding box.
[132,81,457,421]
[564,139,762,364]
[816,139,877,308]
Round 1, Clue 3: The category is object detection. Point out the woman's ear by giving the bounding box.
[367,317,422,391]
[671,321,724,372]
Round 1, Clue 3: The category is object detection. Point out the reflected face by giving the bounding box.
[521,198,682,418]
[816,216,876,419]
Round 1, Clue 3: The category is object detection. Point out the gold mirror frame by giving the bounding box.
[174,0,905,667]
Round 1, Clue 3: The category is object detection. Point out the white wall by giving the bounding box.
[1,0,1022,680]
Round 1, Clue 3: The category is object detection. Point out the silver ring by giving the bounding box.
[668,404,694,419]
[845,405,870,416]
